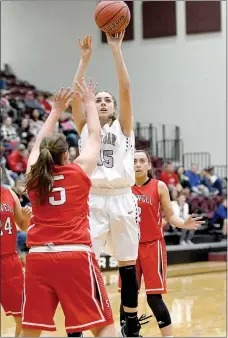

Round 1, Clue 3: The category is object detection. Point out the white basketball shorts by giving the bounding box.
[88,187,140,262]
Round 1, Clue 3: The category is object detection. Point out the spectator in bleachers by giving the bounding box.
[171,194,195,245]
[210,198,227,229]
[185,163,209,195]
[1,97,17,120]
[176,166,191,196]
[1,116,20,142]
[0,142,17,186]
[159,162,183,196]
[36,92,52,113]
[59,112,79,147]
[200,169,219,195]
[207,167,224,196]
[24,90,45,114]
[8,95,25,115]
[19,116,32,144]
[0,75,7,90]
[13,176,30,207]
[29,109,44,136]
[7,143,28,174]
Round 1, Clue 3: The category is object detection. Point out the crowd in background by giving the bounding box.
[1,65,227,252]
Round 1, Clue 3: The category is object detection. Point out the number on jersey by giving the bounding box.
[97,150,114,168]
[49,175,66,206]
[0,217,13,236]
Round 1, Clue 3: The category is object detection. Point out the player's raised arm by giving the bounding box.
[106,30,133,137]
[74,78,101,177]
[26,88,76,175]
[71,35,92,134]
[159,181,205,230]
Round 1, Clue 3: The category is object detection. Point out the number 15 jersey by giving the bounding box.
[79,120,135,189]
[27,163,92,247]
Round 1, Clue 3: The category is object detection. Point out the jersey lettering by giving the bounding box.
[0,217,13,236]
[97,150,114,168]
[49,175,66,206]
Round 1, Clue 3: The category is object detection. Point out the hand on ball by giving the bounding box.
[105,30,125,48]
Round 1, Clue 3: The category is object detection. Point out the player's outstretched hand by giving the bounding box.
[52,88,77,112]
[105,30,125,48]
[79,35,92,61]
[74,78,98,104]
[21,205,33,221]
[183,215,205,230]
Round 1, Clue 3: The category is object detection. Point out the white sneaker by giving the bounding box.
[180,240,187,245]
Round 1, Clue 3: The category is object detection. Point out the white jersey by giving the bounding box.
[79,119,135,189]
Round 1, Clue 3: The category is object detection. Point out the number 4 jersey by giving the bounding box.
[27,163,92,247]
[0,187,17,256]
[79,120,135,189]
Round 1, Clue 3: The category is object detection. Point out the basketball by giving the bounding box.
[94,1,131,34]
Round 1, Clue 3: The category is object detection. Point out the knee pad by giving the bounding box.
[119,265,138,308]
[147,294,171,329]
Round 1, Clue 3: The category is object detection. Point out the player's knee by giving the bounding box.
[119,265,138,308]
[147,294,171,329]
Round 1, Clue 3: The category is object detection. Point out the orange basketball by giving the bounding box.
[94,1,130,34]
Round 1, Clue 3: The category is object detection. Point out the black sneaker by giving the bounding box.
[67,332,83,337]
[118,314,152,337]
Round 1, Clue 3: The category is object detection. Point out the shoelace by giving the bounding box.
[121,313,153,327]
[138,313,153,326]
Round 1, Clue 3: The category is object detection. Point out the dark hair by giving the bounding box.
[134,149,153,178]
[95,90,117,125]
[25,133,68,204]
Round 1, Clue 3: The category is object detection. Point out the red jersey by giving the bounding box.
[27,163,91,247]
[132,179,163,242]
[0,187,17,255]
[159,171,179,186]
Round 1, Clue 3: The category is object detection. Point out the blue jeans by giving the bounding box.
[17,231,27,253]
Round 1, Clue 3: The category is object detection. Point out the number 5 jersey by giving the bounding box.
[79,120,135,189]
[27,164,92,247]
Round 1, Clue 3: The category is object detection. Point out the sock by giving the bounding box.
[125,312,139,336]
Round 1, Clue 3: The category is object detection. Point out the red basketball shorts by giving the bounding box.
[0,252,24,316]
[118,238,167,294]
[22,250,114,333]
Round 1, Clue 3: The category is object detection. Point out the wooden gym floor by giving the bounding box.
[1,262,227,337]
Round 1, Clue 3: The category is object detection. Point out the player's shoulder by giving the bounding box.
[1,186,16,205]
[157,180,169,194]
[157,180,167,188]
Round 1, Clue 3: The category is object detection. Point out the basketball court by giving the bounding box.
[1,262,226,337]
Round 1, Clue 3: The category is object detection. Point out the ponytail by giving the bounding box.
[25,133,68,204]
[26,148,55,204]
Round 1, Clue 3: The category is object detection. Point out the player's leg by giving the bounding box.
[14,316,22,337]
[141,240,172,337]
[21,253,59,335]
[67,195,110,337]
[88,194,110,259]
[0,253,24,337]
[119,255,143,326]
[20,329,42,337]
[54,251,115,336]
[147,294,172,337]
[110,193,141,336]
[91,324,115,337]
